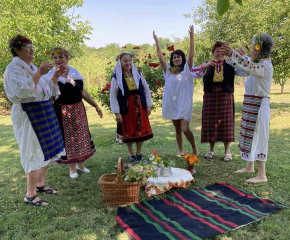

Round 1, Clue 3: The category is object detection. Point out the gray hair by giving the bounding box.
[252,34,275,58]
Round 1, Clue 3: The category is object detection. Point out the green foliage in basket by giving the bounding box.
[123,163,158,182]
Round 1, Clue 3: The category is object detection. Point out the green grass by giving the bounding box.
[0,83,290,240]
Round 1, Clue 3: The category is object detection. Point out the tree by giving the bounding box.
[188,0,290,93]
[0,0,92,76]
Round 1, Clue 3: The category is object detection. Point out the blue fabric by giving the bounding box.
[21,99,64,161]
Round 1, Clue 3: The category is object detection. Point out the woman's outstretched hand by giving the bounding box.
[153,30,158,43]
[189,25,194,39]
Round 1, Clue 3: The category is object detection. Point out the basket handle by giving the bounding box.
[117,157,125,183]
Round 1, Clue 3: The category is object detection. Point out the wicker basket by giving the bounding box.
[98,157,140,206]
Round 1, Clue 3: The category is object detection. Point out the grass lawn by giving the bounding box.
[0,83,289,240]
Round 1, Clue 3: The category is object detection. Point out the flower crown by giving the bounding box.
[51,47,62,55]
[115,51,135,61]
[253,34,263,52]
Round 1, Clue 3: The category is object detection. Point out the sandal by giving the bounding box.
[176,152,185,158]
[224,153,232,162]
[24,195,48,206]
[37,185,58,195]
[205,151,214,159]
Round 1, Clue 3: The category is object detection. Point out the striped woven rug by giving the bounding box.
[117,182,286,240]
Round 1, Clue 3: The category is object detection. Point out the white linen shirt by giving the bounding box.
[162,62,194,122]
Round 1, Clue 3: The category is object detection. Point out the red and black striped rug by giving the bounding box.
[117,182,286,240]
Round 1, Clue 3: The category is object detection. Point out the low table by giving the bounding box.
[143,167,195,197]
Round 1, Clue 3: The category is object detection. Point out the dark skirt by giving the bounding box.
[121,95,153,143]
[54,101,95,164]
[201,86,235,143]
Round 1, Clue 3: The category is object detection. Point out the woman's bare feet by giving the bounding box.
[234,168,255,173]
[245,176,268,183]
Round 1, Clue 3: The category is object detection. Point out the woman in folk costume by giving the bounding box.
[153,25,198,157]
[219,34,274,183]
[44,47,103,179]
[110,52,153,162]
[4,35,65,206]
[192,41,247,161]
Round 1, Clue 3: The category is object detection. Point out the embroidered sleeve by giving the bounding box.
[4,65,39,104]
[41,75,60,99]
[109,77,120,114]
[226,50,267,77]
[191,63,206,78]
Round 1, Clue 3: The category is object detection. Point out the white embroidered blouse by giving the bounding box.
[225,50,273,97]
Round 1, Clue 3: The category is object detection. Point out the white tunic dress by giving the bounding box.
[226,51,273,161]
[162,63,194,122]
[4,57,62,174]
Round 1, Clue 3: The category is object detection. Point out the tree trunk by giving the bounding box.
[281,84,284,94]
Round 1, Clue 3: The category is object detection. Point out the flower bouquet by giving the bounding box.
[184,153,199,175]
[148,151,175,177]
[123,163,157,183]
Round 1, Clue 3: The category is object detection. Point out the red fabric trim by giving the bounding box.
[116,216,142,240]
[137,203,189,240]
[242,110,258,115]
[243,102,262,107]
[162,198,225,233]
[241,118,256,124]
[240,125,255,132]
[240,132,253,139]
[197,188,266,218]
[173,192,239,228]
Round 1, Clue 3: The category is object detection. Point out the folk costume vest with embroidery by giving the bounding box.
[115,72,147,115]
[203,62,235,93]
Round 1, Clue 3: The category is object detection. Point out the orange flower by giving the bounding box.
[152,150,158,156]
[184,153,199,166]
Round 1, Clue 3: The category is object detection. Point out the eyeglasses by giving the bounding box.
[21,44,34,50]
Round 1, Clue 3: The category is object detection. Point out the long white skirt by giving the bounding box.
[11,104,65,174]
[240,98,270,162]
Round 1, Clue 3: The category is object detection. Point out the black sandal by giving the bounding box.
[37,185,57,195]
[24,195,48,206]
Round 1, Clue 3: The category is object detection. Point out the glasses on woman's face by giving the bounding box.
[22,44,34,50]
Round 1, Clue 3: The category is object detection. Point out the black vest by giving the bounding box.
[114,72,147,115]
[203,62,235,93]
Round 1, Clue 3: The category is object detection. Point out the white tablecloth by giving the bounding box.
[143,168,194,197]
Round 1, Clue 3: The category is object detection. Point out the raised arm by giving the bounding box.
[153,30,167,72]
[82,87,103,118]
[220,45,269,77]
[187,25,194,70]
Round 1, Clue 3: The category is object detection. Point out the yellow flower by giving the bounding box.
[254,44,261,51]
